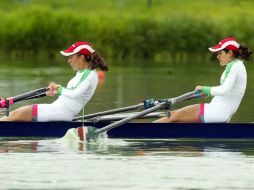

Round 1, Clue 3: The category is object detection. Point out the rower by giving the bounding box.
[0,42,108,122]
[155,37,252,123]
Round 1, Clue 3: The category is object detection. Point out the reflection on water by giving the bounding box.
[1,138,254,190]
[1,138,254,157]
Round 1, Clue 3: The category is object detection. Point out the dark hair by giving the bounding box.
[78,52,108,71]
[224,43,252,60]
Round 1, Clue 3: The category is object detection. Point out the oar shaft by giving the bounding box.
[94,90,202,134]
[0,87,48,108]
[23,91,47,100]
[13,88,48,102]
[73,103,144,121]
[170,90,201,104]
[95,103,165,134]
[91,112,167,122]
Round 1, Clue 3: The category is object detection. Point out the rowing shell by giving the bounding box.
[1,121,254,138]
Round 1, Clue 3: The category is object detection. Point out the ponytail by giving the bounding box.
[87,51,108,71]
[225,43,252,61]
[239,44,252,60]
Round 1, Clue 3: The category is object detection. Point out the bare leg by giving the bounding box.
[0,105,33,121]
[154,104,200,123]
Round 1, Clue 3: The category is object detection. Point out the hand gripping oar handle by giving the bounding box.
[95,90,202,134]
[73,103,144,121]
[0,87,48,108]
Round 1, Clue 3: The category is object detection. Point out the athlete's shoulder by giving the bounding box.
[231,60,247,77]
[86,69,98,81]
[90,69,98,77]
[233,59,245,69]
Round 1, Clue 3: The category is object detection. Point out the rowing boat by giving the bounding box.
[1,121,254,139]
[1,89,253,139]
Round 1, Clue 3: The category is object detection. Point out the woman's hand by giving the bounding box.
[195,85,206,98]
[47,82,59,96]
[46,89,55,96]
[48,82,59,90]
[195,85,211,98]
[195,86,203,91]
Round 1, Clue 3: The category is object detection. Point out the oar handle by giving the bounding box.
[24,91,47,100]
[12,87,49,102]
[0,87,48,108]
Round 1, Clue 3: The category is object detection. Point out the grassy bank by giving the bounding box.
[0,0,254,61]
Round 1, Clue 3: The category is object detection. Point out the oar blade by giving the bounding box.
[60,126,108,143]
[86,126,109,143]
[86,126,100,142]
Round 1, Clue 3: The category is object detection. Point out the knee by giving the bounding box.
[167,110,179,122]
[5,105,32,121]
[153,116,170,123]
[153,111,177,123]
[8,107,24,117]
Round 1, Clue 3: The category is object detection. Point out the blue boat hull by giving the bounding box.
[1,121,254,138]
[104,123,254,138]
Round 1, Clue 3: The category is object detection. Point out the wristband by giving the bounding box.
[202,86,211,97]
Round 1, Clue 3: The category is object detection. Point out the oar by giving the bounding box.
[73,103,145,121]
[0,87,48,108]
[88,111,169,122]
[23,91,47,101]
[86,90,202,141]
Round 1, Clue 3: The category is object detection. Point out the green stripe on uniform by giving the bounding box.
[221,59,239,84]
[74,69,93,88]
[202,86,211,97]
[57,69,93,96]
[57,86,64,96]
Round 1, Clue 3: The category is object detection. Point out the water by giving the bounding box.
[1,59,254,189]
[1,138,254,189]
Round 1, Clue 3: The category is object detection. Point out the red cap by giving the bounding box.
[209,38,240,52]
[60,42,95,56]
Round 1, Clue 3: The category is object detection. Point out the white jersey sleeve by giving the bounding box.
[61,73,96,99]
[210,64,237,96]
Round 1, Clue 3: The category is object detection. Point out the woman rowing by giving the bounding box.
[155,37,252,123]
[0,42,108,121]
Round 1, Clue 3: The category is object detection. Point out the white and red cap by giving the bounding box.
[209,38,240,52]
[60,42,95,56]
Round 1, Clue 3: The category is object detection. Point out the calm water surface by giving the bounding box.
[0,59,254,189]
[1,138,254,189]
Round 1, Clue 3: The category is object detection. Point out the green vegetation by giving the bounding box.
[0,0,254,60]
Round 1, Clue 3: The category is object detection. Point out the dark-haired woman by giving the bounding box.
[155,37,252,123]
[0,42,108,121]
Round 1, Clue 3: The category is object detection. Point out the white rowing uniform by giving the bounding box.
[33,69,98,122]
[200,59,247,123]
